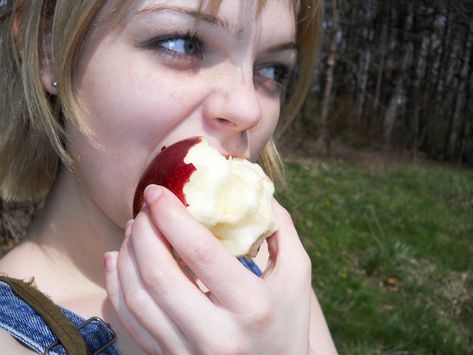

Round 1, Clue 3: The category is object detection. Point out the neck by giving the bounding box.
[26,166,125,290]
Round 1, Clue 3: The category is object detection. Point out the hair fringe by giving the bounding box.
[0,0,323,201]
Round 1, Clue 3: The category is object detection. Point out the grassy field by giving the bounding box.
[1,151,472,354]
[277,155,473,354]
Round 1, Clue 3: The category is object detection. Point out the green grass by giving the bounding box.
[2,156,472,353]
[277,158,473,354]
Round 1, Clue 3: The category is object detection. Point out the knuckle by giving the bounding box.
[132,211,148,233]
[299,252,313,278]
[244,298,273,332]
[196,322,246,355]
[250,304,273,331]
[218,344,246,355]
[141,267,172,296]
[124,289,149,317]
[189,235,215,264]
[277,204,292,221]
[291,251,312,289]
[204,336,246,355]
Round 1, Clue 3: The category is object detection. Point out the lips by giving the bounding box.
[133,136,278,257]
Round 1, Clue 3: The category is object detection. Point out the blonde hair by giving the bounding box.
[0,0,323,202]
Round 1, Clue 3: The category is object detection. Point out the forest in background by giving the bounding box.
[298,0,473,165]
[1,1,472,352]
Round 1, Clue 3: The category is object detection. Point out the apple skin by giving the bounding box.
[133,137,202,217]
[132,136,278,258]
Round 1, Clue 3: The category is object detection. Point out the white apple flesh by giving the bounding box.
[133,137,278,257]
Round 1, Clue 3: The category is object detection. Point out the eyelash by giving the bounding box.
[141,32,292,90]
[255,63,291,86]
[141,31,204,61]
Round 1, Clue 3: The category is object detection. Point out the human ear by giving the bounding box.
[10,2,57,94]
[39,31,58,95]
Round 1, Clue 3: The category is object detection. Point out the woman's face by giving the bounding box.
[68,0,297,227]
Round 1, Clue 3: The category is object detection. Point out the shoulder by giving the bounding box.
[0,278,54,354]
[0,331,36,354]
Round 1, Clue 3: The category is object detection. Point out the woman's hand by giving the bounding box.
[105,185,314,354]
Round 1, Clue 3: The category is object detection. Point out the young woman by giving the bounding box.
[0,0,337,353]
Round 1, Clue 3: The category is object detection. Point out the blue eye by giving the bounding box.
[160,37,201,56]
[142,32,204,59]
[256,64,290,85]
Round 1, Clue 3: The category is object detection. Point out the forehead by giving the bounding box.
[124,0,295,14]
[108,0,296,31]
[78,0,297,79]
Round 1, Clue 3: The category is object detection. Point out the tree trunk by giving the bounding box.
[373,4,390,114]
[409,2,429,159]
[446,22,473,160]
[383,2,414,147]
[318,0,339,155]
[460,52,473,164]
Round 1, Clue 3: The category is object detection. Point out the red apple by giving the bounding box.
[133,137,278,257]
[133,137,202,216]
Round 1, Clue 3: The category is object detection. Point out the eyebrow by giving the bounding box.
[134,5,244,39]
[263,42,298,55]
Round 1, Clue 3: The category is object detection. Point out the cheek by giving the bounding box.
[74,33,200,151]
[74,47,201,158]
[251,99,280,161]
[69,61,203,225]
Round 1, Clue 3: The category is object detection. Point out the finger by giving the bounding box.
[263,202,313,339]
[265,200,312,289]
[104,250,164,354]
[143,185,264,311]
[116,226,191,354]
[130,208,230,343]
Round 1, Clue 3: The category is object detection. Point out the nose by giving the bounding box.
[202,65,262,137]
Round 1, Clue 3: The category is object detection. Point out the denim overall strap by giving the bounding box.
[0,276,90,354]
[0,279,120,354]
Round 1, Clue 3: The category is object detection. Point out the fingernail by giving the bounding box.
[124,219,134,238]
[144,184,162,206]
[103,252,117,272]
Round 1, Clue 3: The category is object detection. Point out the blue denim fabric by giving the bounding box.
[0,259,260,354]
[0,281,121,354]
[239,257,263,277]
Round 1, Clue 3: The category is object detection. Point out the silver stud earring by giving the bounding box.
[51,80,58,89]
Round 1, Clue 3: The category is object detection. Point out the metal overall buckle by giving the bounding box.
[44,316,117,355]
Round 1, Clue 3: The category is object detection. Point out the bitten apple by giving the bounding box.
[133,137,278,257]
